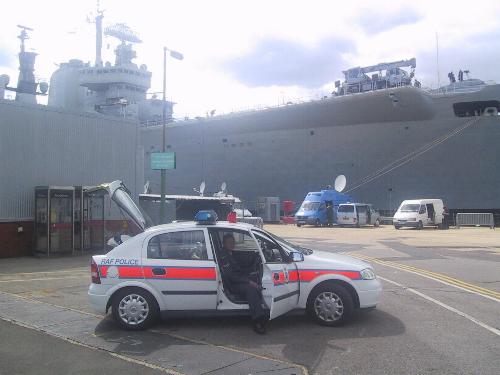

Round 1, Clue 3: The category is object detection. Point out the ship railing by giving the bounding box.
[456,213,495,229]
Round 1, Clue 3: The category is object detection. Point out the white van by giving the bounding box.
[337,203,381,227]
[393,199,444,230]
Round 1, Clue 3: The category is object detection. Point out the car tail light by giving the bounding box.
[91,259,101,284]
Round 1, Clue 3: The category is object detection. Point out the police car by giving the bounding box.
[88,181,382,330]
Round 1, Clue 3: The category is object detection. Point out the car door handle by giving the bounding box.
[152,267,166,276]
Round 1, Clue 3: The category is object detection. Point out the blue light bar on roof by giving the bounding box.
[195,210,218,225]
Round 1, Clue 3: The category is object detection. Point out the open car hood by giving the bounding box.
[86,181,148,232]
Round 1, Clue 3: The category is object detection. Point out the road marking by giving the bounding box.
[378,276,500,337]
[0,276,86,283]
[0,290,308,375]
[0,269,87,276]
[347,252,500,302]
[150,329,310,375]
[0,315,185,375]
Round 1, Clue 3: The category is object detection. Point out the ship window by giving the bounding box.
[453,100,500,117]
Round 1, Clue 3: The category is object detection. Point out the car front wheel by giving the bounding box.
[308,283,353,326]
[112,288,159,330]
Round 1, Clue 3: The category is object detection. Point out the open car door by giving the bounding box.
[85,181,149,232]
[252,230,300,320]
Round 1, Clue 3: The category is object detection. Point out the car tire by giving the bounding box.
[296,223,302,227]
[112,287,159,331]
[307,283,354,327]
[394,225,400,230]
[374,219,380,227]
[315,219,321,227]
[417,221,423,230]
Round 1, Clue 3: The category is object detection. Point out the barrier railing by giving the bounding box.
[456,213,494,229]
[237,217,264,228]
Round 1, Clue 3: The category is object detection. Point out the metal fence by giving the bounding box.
[456,213,494,229]
[237,217,264,228]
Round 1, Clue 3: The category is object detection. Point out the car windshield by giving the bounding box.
[262,231,313,255]
[300,201,320,211]
[400,204,420,212]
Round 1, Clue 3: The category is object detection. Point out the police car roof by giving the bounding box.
[145,220,256,233]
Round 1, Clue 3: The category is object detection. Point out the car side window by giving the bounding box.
[419,205,427,214]
[147,230,208,260]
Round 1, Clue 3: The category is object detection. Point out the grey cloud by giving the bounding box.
[222,37,353,88]
[357,9,423,34]
[0,48,15,68]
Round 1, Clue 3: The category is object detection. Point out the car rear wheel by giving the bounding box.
[308,284,353,326]
[394,225,400,229]
[112,288,159,330]
[374,219,380,227]
[296,223,302,227]
[417,221,423,230]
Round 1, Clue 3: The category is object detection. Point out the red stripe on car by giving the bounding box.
[299,269,361,281]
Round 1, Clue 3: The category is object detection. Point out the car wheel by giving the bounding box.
[417,221,423,230]
[112,288,159,330]
[394,225,400,230]
[315,219,321,227]
[296,223,302,227]
[308,283,353,327]
[374,219,380,227]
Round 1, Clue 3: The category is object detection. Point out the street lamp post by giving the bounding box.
[160,47,183,224]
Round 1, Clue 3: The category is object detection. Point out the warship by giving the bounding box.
[2,8,500,217]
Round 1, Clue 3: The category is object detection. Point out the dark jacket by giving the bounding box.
[219,250,251,285]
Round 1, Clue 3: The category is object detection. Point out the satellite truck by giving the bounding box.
[295,175,353,227]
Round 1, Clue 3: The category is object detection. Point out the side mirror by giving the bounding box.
[291,252,304,262]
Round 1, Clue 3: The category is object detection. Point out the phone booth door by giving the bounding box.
[49,188,74,255]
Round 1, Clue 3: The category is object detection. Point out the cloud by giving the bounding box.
[415,27,500,87]
[222,37,353,88]
[0,48,15,69]
[356,8,423,34]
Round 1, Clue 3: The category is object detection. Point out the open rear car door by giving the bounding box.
[85,180,149,232]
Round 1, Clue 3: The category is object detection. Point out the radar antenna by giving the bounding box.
[104,23,142,44]
[17,25,33,53]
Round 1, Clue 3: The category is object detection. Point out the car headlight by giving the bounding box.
[360,268,376,280]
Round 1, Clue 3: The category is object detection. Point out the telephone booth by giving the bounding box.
[34,186,75,256]
[82,187,105,252]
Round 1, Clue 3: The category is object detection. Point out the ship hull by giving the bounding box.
[141,86,500,212]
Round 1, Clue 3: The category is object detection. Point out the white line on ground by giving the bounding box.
[379,276,500,337]
[0,276,85,283]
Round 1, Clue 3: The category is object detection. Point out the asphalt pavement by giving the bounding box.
[0,226,498,375]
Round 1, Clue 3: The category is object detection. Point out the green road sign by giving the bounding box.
[151,152,176,170]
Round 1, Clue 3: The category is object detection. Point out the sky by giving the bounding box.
[1,0,500,118]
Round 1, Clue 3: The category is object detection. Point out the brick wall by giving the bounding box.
[0,221,34,258]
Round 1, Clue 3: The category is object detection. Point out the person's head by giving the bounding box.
[222,233,235,252]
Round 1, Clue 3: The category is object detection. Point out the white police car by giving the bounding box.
[88,182,382,330]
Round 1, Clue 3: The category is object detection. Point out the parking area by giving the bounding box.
[0,226,499,374]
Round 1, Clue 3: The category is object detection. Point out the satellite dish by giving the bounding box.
[334,175,347,192]
[221,182,227,192]
[199,181,206,196]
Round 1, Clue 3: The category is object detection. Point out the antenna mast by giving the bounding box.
[87,1,105,67]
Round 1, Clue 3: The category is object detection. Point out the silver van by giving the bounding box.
[337,203,381,227]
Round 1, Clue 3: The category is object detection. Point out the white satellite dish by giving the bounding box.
[199,181,206,196]
[221,182,227,192]
[334,175,347,192]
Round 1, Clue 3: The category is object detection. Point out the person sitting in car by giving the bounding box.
[219,233,268,334]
